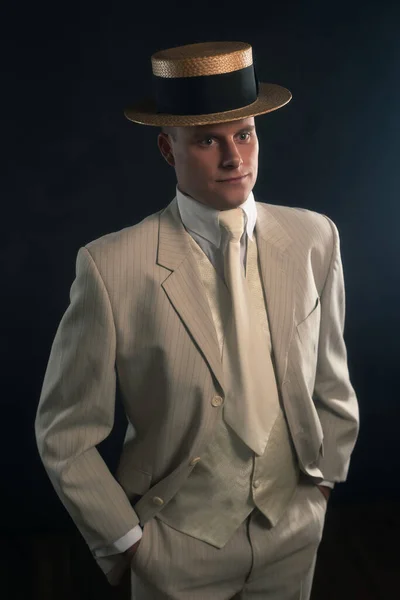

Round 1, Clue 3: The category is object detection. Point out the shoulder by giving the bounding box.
[256,201,340,287]
[256,200,339,257]
[256,202,336,239]
[83,208,162,264]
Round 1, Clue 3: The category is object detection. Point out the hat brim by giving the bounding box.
[124,82,292,127]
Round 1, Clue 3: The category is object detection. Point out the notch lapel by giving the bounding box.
[157,197,297,397]
[254,202,297,388]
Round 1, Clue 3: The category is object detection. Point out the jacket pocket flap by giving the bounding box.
[296,296,320,328]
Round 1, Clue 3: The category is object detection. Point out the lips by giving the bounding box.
[218,174,247,182]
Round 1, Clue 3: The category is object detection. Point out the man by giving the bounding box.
[35,41,359,599]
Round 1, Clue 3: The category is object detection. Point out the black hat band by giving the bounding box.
[152,64,260,116]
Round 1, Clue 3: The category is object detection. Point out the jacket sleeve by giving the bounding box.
[35,246,140,583]
[313,216,360,482]
[94,524,143,557]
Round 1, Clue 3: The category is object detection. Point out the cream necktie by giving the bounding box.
[219,207,280,456]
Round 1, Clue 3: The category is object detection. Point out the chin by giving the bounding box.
[214,196,247,211]
[197,185,250,211]
[221,189,249,203]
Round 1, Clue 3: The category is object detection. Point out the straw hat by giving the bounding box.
[124,41,292,127]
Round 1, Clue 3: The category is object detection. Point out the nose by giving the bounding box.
[220,141,244,169]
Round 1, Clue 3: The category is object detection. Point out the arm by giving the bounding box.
[35,246,140,584]
[313,216,360,482]
[95,524,144,586]
[94,524,143,558]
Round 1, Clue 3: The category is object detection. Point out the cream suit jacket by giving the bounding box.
[35,196,359,580]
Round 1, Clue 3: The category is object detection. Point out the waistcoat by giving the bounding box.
[155,227,300,548]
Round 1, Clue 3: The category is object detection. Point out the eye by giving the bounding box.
[200,137,214,146]
[199,131,251,146]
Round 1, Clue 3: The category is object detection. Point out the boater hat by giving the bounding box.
[124,41,292,127]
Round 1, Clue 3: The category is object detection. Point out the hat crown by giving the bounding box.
[124,40,292,127]
[151,41,253,79]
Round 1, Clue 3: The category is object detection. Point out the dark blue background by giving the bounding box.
[2,0,399,534]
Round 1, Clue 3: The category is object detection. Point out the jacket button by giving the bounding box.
[189,457,201,466]
[152,496,164,506]
[211,395,224,407]
[253,479,261,488]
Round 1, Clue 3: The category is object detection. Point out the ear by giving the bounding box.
[157,133,175,166]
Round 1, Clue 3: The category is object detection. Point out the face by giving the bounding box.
[157,117,259,211]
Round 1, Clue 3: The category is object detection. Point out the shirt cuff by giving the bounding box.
[319,480,335,489]
[93,524,143,558]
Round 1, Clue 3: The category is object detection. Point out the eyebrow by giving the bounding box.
[192,124,255,139]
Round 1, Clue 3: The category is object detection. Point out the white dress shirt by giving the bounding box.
[94,184,334,558]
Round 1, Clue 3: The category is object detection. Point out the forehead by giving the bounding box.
[182,117,255,138]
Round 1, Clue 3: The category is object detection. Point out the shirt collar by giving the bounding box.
[176,184,257,248]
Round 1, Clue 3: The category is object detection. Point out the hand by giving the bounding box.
[317,484,331,502]
[102,538,143,586]
[125,538,142,561]
[106,552,133,586]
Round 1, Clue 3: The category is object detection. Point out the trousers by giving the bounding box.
[129,473,327,599]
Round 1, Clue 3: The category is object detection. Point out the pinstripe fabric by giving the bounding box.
[35,194,359,585]
[129,473,327,599]
[153,224,299,549]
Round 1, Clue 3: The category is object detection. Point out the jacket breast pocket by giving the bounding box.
[294,297,321,391]
[296,297,321,354]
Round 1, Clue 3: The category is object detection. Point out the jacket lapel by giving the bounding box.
[157,197,297,396]
[254,202,296,389]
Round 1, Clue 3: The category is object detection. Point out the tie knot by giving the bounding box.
[218,208,245,242]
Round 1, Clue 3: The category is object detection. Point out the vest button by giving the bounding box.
[189,457,201,466]
[253,479,261,488]
[152,496,164,506]
[211,395,224,407]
